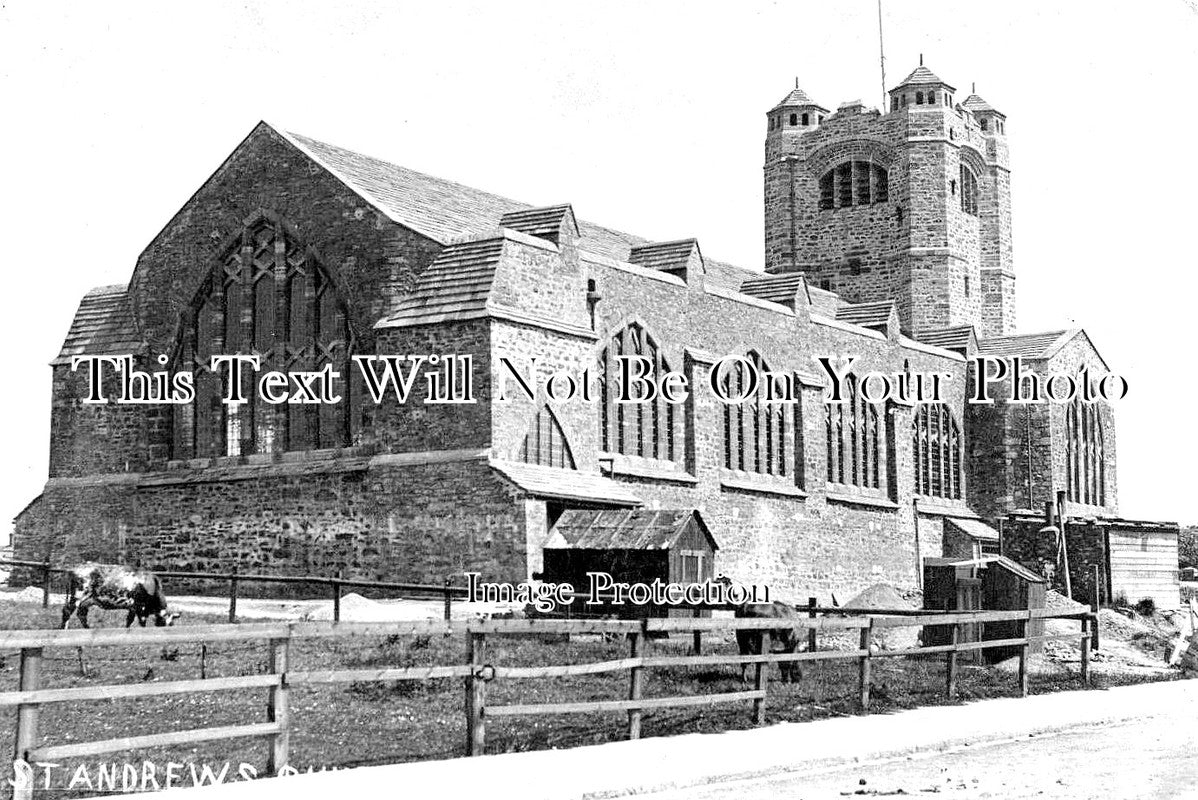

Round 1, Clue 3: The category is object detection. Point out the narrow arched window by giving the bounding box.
[980,118,989,131]
[928,91,936,104]
[721,353,787,476]
[597,322,677,461]
[827,375,884,489]
[789,113,798,126]
[912,404,962,499]
[175,213,352,459]
[1067,398,1105,505]
[520,405,575,469]
[801,113,809,125]
[916,92,924,104]
[959,164,979,216]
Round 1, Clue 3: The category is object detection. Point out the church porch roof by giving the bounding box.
[53,285,144,367]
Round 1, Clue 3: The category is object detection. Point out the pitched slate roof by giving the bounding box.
[895,65,955,91]
[946,517,1001,542]
[916,325,977,353]
[548,508,716,550]
[279,127,756,293]
[628,239,701,274]
[962,94,1001,115]
[738,273,807,305]
[382,237,506,327]
[490,462,642,507]
[499,205,578,241]
[53,285,143,366]
[771,85,827,111]
[976,329,1078,360]
[836,301,895,329]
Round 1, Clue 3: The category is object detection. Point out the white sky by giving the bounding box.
[1,0,1196,535]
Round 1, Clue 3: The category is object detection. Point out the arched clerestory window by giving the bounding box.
[519,405,575,469]
[912,404,962,499]
[825,375,883,489]
[597,322,678,461]
[174,212,353,459]
[1066,398,1105,505]
[720,352,787,476]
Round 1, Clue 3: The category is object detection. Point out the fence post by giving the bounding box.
[859,619,873,713]
[946,622,960,698]
[628,621,646,740]
[752,630,770,725]
[266,636,290,775]
[41,558,52,609]
[1080,616,1091,685]
[465,632,486,756]
[691,608,702,655]
[13,647,43,770]
[332,573,343,623]
[807,597,818,654]
[1018,615,1031,697]
[444,578,453,622]
[1090,565,1101,651]
[228,567,239,624]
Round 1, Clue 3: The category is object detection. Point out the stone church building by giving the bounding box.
[13,64,1172,602]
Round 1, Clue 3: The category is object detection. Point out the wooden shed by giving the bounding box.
[1106,522,1180,610]
[923,555,1047,662]
[542,509,718,618]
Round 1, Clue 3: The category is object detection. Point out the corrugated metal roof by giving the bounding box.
[738,273,807,305]
[895,65,954,90]
[976,329,1077,359]
[836,301,894,329]
[54,285,143,366]
[916,325,977,352]
[281,128,756,293]
[548,508,715,550]
[628,239,700,274]
[490,462,642,506]
[380,238,506,327]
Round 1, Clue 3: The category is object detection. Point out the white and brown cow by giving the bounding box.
[61,564,181,629]
[735,600,807,683]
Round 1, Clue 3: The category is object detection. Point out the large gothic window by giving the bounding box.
[1066,398,1105,505]
[519,405,575,469]
[720,352,787,476]
[912,404,962,500]
[597,322,677,461]
[825,375,883,489]
[174,213,353,459]
[819,161,889,210]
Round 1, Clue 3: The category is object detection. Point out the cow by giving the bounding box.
[734,600,807,683]
[61,564,181,629]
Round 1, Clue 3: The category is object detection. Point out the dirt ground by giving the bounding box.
[0,588,1187,798]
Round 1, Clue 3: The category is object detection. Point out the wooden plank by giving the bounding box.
[267,638,290,775]
[628,632,644,740]
[13,648,42,764]
[1018,641,1030,697]
[872,609,1032,628]
[646,616,867,633]
[290,620,463,638]
[0,674,279,707]
[0,623,291,649]
[642,649,867,669]
[28,723,282,761]
[859,621,872,714]
[487,690,765,717]
[1080,618,1091,685]
[468,618,642,635]
[492,658,642,679]
[753,632,770,725]
[290,665,473,684]
[945,623,959,698]
[466,633,486,757]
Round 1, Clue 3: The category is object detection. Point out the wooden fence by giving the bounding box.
[0,558,469,622]
[1,606,1095,798]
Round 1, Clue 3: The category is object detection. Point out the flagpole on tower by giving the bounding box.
[877,0,887,110]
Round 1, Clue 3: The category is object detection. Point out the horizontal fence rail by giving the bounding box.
[0,558,469,623]
[2,607,1097,800]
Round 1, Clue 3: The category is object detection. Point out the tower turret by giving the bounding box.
[961,93,1006,136]
[888,63,956,111]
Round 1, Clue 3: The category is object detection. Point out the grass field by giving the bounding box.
[0,601,1177,797]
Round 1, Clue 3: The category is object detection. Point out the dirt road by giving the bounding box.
[645,713,1198,799]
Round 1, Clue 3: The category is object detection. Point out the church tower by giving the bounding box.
[763,64,1015,338]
